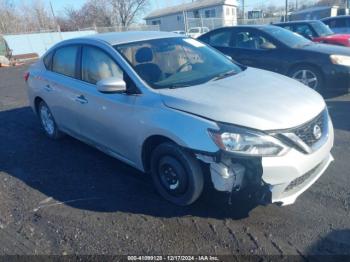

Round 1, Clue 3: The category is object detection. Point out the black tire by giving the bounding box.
[289,65,324,92]
[37,101,63,139]
[150,142,204,206]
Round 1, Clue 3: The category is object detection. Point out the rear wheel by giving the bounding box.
[38,101,63,139]
[289,65,324,92]
[150,142,204,206]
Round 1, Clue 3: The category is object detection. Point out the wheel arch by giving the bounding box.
[287,62,324,77]
[141,135,178,173]
[34,96,45,115]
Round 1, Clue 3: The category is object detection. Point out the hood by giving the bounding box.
[301,42,350,55]
[158,68,326,131]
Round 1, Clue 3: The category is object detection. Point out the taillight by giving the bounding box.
[24,72,30,82]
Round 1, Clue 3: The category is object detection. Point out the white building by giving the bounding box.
[144,0,238,32]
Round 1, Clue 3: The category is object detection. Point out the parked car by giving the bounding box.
[274,20,350,47]
[198,25,350,93]
[322,15,350,34]
[172,30,186,35]
[187,27,210,38]
[26,32,334,207]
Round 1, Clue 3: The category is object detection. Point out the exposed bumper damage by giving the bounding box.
[196,119,334,206]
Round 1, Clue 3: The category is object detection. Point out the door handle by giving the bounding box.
[75,95,88,104]
[44,84,53,92]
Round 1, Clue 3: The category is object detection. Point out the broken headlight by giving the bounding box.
[208,125,289,157]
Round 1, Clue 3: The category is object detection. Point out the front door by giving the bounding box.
[74,45,138,162]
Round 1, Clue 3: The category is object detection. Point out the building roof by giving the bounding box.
[291,5,339,16]
[144,0,238,20]
[77,31,180,46]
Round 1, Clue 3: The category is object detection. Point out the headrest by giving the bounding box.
[135,47,153,63]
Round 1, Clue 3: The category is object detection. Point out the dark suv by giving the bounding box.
[275,20,350,47]
[322,16,350,34]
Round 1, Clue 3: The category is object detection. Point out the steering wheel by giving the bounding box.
[176,62,192,73]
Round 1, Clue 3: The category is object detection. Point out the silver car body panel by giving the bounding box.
[158,67,326,131]
[26,32,334,206]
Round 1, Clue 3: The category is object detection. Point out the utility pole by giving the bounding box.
[241,0,245,20]
[285,0,288,22]
[49,1,62,39]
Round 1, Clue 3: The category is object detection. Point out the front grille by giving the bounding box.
[293,110,326,147]
[285,164,321,192]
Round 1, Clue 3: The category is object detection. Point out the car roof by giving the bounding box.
[322,15,350,21]
[75,31,180,46]
[208,25,278,31]
[274,20,322,25]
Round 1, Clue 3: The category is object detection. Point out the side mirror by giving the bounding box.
[225,55,233,61]
[97,77,126,94]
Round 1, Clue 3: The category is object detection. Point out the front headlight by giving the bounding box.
[208,125,289,157]
[330,55,350,66]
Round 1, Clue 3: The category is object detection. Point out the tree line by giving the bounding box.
[0,0,149,34]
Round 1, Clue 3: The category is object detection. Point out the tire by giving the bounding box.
[38,101,63,139]
[150,142,204,206]
[289,65,324,92]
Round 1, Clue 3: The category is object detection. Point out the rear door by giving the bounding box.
[41,45,81,135]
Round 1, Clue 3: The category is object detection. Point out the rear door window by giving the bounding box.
[208,29,232,47]
[294,24,315,38]
[52,45,78,78]
[231,30,276,50]
[327,18,347,29]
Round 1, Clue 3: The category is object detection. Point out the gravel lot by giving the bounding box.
[0,64,349,256]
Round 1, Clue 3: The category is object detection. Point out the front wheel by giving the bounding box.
[150,142,204,206]
[289,65,324,92]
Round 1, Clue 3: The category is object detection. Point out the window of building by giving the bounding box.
[152,20,161,25]
[205,9,216,18]
[193,10,200,18]
[226,7,230,16]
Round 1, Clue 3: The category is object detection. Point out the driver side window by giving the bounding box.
[82,46,123,85]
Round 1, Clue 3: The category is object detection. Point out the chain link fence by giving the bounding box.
[184,17,281,32]
[2,24,160,59]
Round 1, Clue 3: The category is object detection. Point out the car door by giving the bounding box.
[41,45,82,135]
[208,28,283,73]
[73,44,138,162]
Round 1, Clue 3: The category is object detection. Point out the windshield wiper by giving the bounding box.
[210,70,237,82]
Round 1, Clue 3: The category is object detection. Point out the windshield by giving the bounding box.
[311,21,334,36]
[262,26,312,48]
[115,37,242,89]
[189,28,200,33]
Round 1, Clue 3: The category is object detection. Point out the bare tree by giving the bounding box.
[315,0,346,6]
[109,0,149,27]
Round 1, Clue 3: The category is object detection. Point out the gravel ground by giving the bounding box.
[0,64,349,256]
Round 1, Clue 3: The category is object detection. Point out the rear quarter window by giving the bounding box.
[43,52,53,70]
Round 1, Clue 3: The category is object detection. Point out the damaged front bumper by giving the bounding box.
[196,120,334,206]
